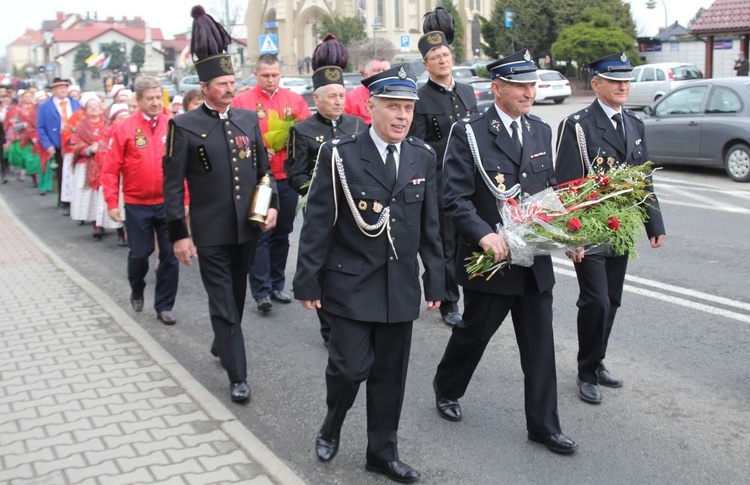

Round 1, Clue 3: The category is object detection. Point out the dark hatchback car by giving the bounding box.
[643,77,750,182]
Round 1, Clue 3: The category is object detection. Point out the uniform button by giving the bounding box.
[391,198,396,203]
[201,134,207,138]
[233,158,237,162]
[225,121,230,126]
[522,172,528,178]
[337,263,342,268]
[391,218,396,223]
[230,139,235,144]
[232,149,237,153]
[234,167,239,172]
[235,185,240,191]
[415,194,420,198]
[389,256,394,261]
[234,176,240,181]
[227,130,233,135]
[235,195,241,200]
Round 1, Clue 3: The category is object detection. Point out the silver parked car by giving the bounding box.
[178,75,201,94]
[642,77,750,182]
[626,62,703,108]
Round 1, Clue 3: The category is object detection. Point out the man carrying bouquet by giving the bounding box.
[232,54,311,313]
[555,52,666,405]
[433,49,578,454]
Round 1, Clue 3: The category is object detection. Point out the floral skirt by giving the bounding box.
[70,163,97,222]
[60,153,75,203]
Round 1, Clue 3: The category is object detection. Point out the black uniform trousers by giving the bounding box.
[435,277,562,436]
[438,208,460,313]
[573,252,628,383]
[321,314,413,464]
[197,241,256,384]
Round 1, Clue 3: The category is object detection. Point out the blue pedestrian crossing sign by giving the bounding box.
[259,34,279,54]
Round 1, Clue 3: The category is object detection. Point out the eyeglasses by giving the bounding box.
[426,52,452,63]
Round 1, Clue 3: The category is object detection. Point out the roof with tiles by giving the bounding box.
[690,0,750,34]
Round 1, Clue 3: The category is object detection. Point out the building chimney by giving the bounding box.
[56,12,64,24]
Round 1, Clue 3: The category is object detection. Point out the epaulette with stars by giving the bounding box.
[525,113,550,126]
[404,136,434,152]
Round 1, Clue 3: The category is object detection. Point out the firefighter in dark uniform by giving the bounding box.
[163,6,278,404]
[293,65,445,483]
[432,49,578,454]
[409,7,477,327]
[285,34,365,346]
[555,52,666,405]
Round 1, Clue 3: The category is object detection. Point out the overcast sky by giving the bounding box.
[2,0,711,60]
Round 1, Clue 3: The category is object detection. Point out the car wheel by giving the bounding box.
[554,98,565,104]
[724,143,750,182]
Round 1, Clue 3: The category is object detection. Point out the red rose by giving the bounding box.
[608,216,620,231]
[588,193,598,201]
[566,218,582,231]
[535,213,551,224]
[596,175,610,186]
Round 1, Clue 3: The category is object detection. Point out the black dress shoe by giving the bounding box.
[157,311,177,325]
[230,381,251,403]
[441,311,464,327]
[257,297,272,312]
[315,432,339,462]
[210,344,219,357]
[528,432,579,454]
[365,459,421,483]
[577,378,602,404]
[130,293,144,313]
[597,366,624,388]
[271,290,292,303]
[433,379,462,421]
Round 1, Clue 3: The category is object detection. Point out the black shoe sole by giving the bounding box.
[365,463,420,483]
[528,434,579,454]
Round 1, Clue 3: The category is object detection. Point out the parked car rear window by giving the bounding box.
[539,72,564,81]
[671,67,702,80]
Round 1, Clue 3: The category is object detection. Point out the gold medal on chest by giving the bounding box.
[239,149,246,159]
[495,173,505,190]
[372,201,383,213]
[358,200,368,211]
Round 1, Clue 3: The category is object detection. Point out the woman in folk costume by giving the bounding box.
[70,92,122,240]
[32,90,54,195]
[60,97,87,211]
[4,91,23,180]
[7,89,43,186]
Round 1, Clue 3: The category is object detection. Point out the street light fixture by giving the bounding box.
[646,0,668,31]
[373,18,382,57]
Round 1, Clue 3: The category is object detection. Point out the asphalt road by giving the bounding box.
[3,96,750,484]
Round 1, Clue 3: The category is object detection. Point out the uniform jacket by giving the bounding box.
[102,110,171,209]
[555,100,665,239]
[410,79,478,167]
[344,86,372,125]
[163,104,278,247]
[37,96,80,150]
[293,129,445,323]
[443,110,557,296]
[231,86,311,181]
[285,112,365,195]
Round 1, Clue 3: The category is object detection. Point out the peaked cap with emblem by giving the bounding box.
[589,52,634,81]
[487,48,539,83]
[361,64,419,100]
[418,7,454,58]
[311,33,349,90]
[190,5,234,82]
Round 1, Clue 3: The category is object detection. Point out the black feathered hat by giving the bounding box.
[190,5,234,82]
[418,7,454,58]
[311,33,349,90]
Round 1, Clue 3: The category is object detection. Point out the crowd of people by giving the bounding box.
[1,5,671,483]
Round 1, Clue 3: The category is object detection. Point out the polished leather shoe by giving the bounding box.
[577,378,602,404]
[366,459,421,483]
[130,293,144,313]
[315,432,339,462]
[441,311,464,327]
[528,432,579,454]
[257,297,272,313]
[230,381,251,403]
[271,290,292,303]
[157,311,176,325]
[433,379,462,421]
[597,366,624,388]
[210,344,219,357]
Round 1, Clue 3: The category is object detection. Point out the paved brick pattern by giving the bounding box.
[0,207,298,484]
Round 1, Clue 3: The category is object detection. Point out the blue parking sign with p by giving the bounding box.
[401,35,410,48]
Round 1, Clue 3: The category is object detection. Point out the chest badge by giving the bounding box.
[372,201,383,214]
[134,128,147,149]
[358,200,368,211]
[495,173,506,191]
[256,103,265,119]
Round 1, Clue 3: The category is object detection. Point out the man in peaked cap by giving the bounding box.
[433,49,579,454]
[555,52,665,405]
[285,34,366,347]
[163,5,279,405]
[410,7,478,328]
[293,64,444,482]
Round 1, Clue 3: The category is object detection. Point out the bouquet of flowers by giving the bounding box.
[263,108,298,152]
[466,163,656,280]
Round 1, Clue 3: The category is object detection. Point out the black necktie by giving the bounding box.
[385,144,397,189]
[612,112,625,144]
[510,121,522,157]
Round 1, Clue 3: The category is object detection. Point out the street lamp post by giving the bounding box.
[373,18,382,58]
[646,0,668,30]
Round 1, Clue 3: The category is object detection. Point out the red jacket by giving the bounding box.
[102,111,171,209]
[232,85,311,180]
[344,86,371,125]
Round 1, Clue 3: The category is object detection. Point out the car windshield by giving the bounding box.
[671,66,703,80]
[539,72,564,81]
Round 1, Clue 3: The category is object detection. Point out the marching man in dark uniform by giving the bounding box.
[409,7,478,327]
[163,6,278,404]
[432,49,578,454]
[555,52,666,404]
[285,33,365,346]
[293,65,445,482]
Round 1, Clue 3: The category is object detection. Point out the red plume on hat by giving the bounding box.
[190,5,232,60]
[311,33,349,71]
[422,7,454,44]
